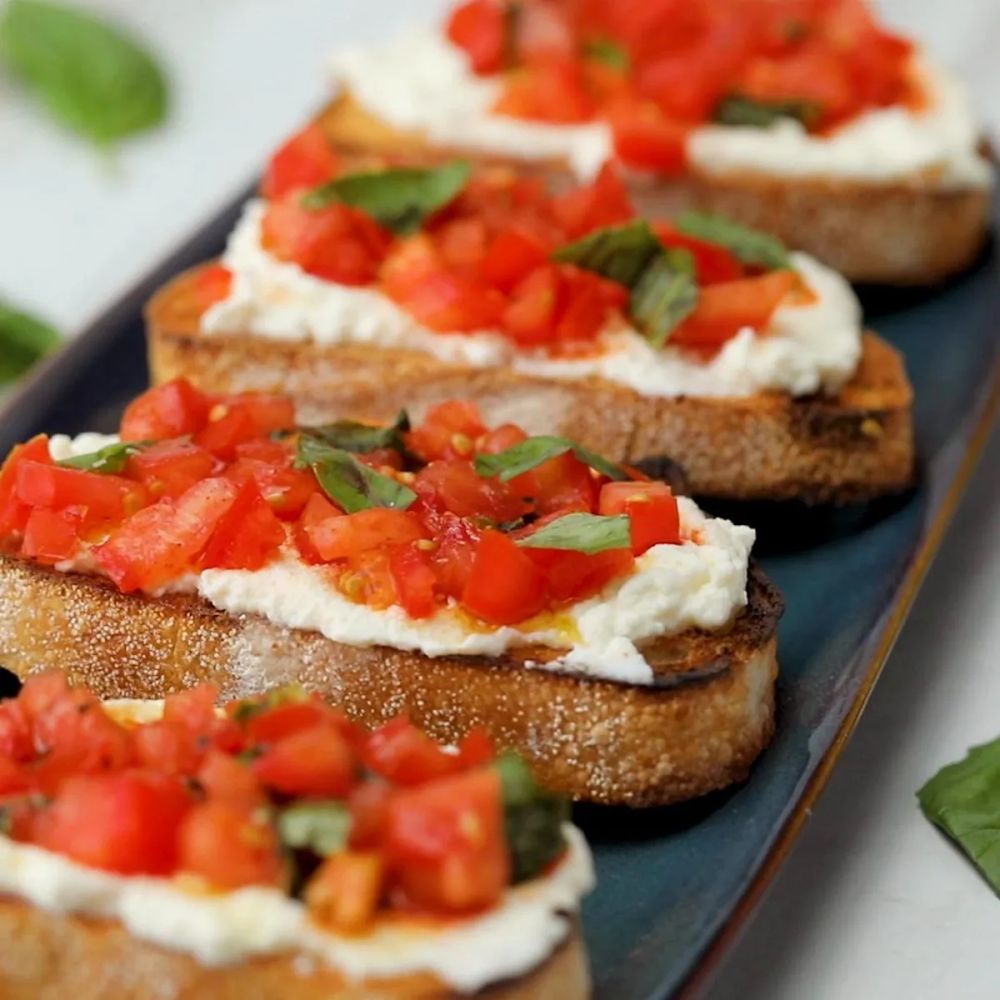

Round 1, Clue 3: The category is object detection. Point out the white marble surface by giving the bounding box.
[1,3,999,998]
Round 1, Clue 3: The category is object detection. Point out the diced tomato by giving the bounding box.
[196,751,262,807]
[97,477,240,593]
[414,460,525,523]
[306,851,384,933]
[653,223,744,284]
[446,0,507,75]
[385,266,506,334]
[388,544,438,619]
[414,504,482,599]
[15,462,144,529]
[261,122,340,201]
[550,162,634,239]
[253,724,356,798]
[384,769,508,912]
[163,683,219,736]
[244,699,341,746]
[0,700,32,762]
[131,720,203,778]
[455,728,496,769]
[673,269,798,348]
[225,458,316,520]
[609,104,689,174]
[200,480,284,571]
[502,264,561,345]
[34,772,190,876]
[477,423,529,455]
[406,401,488,463]
[262,193,391,286]
[364,717,465,787]
[513,0,576,63]
[126,440,218,501]
[348,780,394,850]
[20,507,81,564]
[0,435,51,536]
[529,450,596,516]
[0,760,31,798]
[553,267,626,343]
[308,508,425,563]
[293,492,342,564]
[479,227,550,292]
[194,394,296,461]
[599,480,680,553]
[525,546,635,603]
[434,217,490,271]
[17,670,71,720]
[192,264,233,313]
[461,530,547,625]
[119,380,211,443]
[178,801,283,889]
[495,59,594,123]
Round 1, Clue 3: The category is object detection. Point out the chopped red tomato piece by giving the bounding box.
[461,530,547,625]
[0,700,32,762]
[446,0,507,75]
[253,724,355,798]
[200,480,285,571]
[261,122,339,201]
[384,265,505,333]
[405,401,487,463]
[196,751,261,807]
[653,223,744,284]
[0,435,52,536]
[192,264,233,313]
[600,480,680,553]
[293,492,341,564]
[20,507,81,564]
[120,380,211,443]
[479,227,550,292]
[34,772,190,876]
[127,440,218,501]
[243,699,348,747]
[609,105,689,174]
[195,394,296,461]
[414,459,525,523]
[495,59,594,123]
[15,462,145,529]
[364,717,465,787]
[550,163,634,239]
[308,508,425,563]
[131,720,204,777]
[388,544,439,619]
[307,850,384,933]
[525,546,636,603]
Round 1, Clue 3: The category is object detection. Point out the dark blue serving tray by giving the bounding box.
[1,191,998,1000]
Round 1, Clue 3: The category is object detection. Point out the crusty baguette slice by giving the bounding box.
[148,265,915,504]
[0,897,586,1000]
[0,555,781,807]
[319,92,992,286]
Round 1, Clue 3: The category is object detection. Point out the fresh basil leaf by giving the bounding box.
[553,220,662,288]
[918,736,1000,894]
[0,300,59,383]
[298,436,416,513]
[59,441,146,474]
[474,435,627,483]
[495,752,568,883]
[714,94,820,130]
[0,0,168,148]
[517,512,631,554]
[304,411,410,455]
[675,211,791,270]
[631,249,698,348]
[584,37,630,72]
[278,801,351,858]
[302,160,471,233]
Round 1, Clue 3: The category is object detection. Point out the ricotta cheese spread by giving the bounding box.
[329,30,992,189]
[0,772,592,993]
[48,435,755,687]
[204,199,863,399]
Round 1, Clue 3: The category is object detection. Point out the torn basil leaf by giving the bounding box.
[584,37,630,72]
[517,512,631,554]
[301,160,471,233]
[278,801,351,858]
[303,411,410,455]
[918,736,1000,894]
[553,220,663,288]
[495,752,569,883]
[59,441,146,474]
[675,211,791,270]
[631,249,698,348]
[714,94,820,130]
[298,436,416,513]
[474,435,627,483]
[0,300,59,383]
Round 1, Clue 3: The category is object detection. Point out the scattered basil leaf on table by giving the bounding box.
[474,435,627,482]
[918,735,1000,893]
[517,512,631,555]
[631,249,698,349]
[0,300,59,383]
[58,441,147,474]
[674,211,791,270]
[302,411,410,455]
[278,801,352,858]
[714,94,820,130]
[302,160,472,233]
[495,752,569,883]
[584,37,630,72]
[297,436,416,513]
[0,0,168,148]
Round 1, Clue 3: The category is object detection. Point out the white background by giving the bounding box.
[1,2,999,998]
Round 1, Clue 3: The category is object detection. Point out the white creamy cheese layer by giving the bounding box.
[0,795,591,993]
[329,30,992,189]
[47,434,754,686]
[204,200,862,398]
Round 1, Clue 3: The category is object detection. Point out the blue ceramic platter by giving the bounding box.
[1,192,997,1000]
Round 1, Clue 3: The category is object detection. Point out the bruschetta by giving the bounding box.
[0,671,592,998]
[148,155,914,504]
[321,0,993,285]
[0,385,781,806]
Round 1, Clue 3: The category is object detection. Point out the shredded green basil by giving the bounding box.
[474,435,627,483]
[516,512,631,554]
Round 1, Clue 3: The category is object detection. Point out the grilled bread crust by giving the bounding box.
[0,899,587,999]
[148,266,914,504]
[0,556,781,807]
[319,91,991,286]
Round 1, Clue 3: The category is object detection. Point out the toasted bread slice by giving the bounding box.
[0,898,586,1000]
[148,265,915,504]
[0,555,781,807]
[319,92,991,286]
